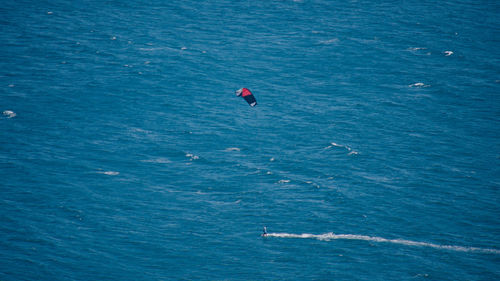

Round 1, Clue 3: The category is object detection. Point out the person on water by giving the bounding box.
[262,226,268,237]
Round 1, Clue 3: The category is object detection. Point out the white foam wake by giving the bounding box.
[266,232,500,254]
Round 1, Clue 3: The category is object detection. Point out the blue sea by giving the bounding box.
[1,0,499,280]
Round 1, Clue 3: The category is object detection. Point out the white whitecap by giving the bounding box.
[98,171,119,176]
[186,153,199,160]
[408,47,427,51]
[141,158,171,164]
[225,147,240,152]
[409,82,430,88]
[3,110,16,118]
[325,142,355,154]
[444,50,454,56]
[306,181,320,188]
[320,38,339,45]
[277,179,290,184]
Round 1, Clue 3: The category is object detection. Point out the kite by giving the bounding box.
[235,88,257,107]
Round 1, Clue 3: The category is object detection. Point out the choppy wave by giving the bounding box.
[266,232,500,254]
[408,47,427,51]
[319,38,339,45]
[140,158,171,164]
[186,153,199,160]
[138,46,179,52]
[409,82,430,88]
[305,181,320,188]
[3,110,16,118]
[325,142,359,155]
[97,171,119,176]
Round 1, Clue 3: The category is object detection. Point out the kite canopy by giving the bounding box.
[236,88,257,107]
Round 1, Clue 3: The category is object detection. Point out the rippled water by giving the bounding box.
[1,0,499,280]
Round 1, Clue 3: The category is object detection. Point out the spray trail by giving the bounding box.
[266,232,500,254]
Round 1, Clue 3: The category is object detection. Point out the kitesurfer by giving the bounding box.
[236,88,257,107]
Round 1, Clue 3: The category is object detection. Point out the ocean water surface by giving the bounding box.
[1,0,499,280]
